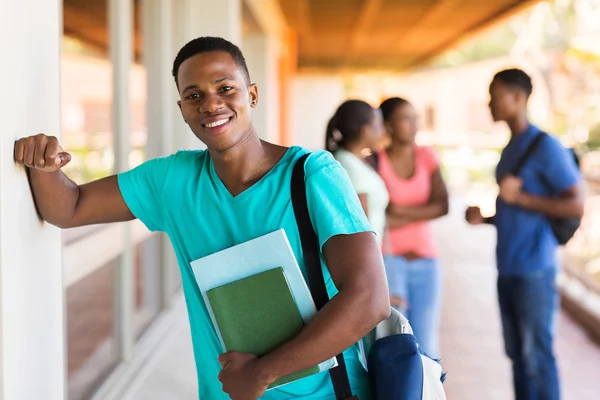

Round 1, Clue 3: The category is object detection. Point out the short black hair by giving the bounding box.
[493,68,533,98]
[172,36,251,88]
[379,97,409,122]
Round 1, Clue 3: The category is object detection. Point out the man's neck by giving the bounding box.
[209,130,276,196]
[507,114,530,138]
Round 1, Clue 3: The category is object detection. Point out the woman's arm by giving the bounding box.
[387,167,449,228]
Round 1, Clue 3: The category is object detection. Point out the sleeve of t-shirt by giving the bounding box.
[117,155,175,232]
[538,135,581,194]
[419,146,440,174]
[304,150,374,250]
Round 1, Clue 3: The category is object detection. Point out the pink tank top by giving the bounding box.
[377,146,439,258]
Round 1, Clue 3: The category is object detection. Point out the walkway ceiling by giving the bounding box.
[62,0,541,72]
[62,0,260,61]
[278,0,541,73]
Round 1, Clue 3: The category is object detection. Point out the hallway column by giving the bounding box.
[171,0,242,151]
[142,0,178,309]
[0,0,65,398]
[110,0,135,362]
[243,34,281,143]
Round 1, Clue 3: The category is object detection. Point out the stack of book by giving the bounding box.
[191,229,337,390]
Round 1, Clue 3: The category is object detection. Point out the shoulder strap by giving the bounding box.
[512,132,546,176]
[290,153,354,400]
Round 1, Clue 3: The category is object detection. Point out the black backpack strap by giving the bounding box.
[290,153,354,400]
[511,132,546,176]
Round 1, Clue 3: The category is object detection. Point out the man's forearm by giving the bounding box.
[28,168,80,227]
[517,191,584,219]
[483,215,496,225]
[256,286,389,384]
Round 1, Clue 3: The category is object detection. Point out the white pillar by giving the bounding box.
[143,0,174,158]
[181,0,241,45]
[142,0,177,309]
[243,34,280,143]
[171,0,242,151]
[110,0,134,361]
[171,0,192,151]
[0,0,65,398]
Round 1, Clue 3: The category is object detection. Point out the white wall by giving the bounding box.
[376,56,551,146]
[0,0,65,398]
[243,34,280,143]
[289,75,345,150]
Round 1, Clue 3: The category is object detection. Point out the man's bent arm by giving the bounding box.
[517,184,584,219]
[15,134,134,228]
[28,169,134,228]
[256,232,390,384]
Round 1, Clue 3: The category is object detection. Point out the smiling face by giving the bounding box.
[177,51,258,152]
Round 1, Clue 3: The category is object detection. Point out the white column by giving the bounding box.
[181,0,241,44]
[110,0,134,361]
[170,0,191,151]
[0,0,65,398]
[143,0,174,157]
[171,0,242,151]
[142,0,177,309]
[243,34,280,143]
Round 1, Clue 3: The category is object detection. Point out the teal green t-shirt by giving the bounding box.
[118,146,373,399]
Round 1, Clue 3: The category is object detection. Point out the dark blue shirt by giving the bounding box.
[495,124,581,275]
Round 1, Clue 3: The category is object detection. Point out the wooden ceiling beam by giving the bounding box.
[294,0,312,38]
[396,0,459,51]
[347,0,384,51]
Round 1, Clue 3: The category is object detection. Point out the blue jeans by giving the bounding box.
[383,255,442,358]
[497,268,560,400]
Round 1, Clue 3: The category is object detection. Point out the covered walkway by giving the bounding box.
[121,197,600,400]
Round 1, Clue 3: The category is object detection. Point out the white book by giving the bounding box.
[190,228,337,388]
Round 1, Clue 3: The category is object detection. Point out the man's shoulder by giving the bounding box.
[533,130,572,161]
[302,148,344,180]
[152,149,207,174]
[171,148,207,163]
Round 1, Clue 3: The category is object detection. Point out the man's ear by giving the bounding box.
[514,89,527,106]
[249,83,258,107]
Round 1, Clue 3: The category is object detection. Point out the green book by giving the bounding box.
[206,267,320,388]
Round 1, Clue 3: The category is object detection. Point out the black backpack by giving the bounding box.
[511,132,581,245]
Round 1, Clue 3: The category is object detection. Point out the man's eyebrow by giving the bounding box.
[182,84,199,94]
[182,77,235,93]
[213,77,234,84]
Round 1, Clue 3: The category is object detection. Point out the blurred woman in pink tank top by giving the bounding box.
[375,97,449,358]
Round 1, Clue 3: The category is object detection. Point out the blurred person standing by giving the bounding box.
[466,68,584,400]
[325,100,389,247]
[376,97,449,359]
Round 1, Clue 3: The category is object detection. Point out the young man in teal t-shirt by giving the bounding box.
[14,37,390,399]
